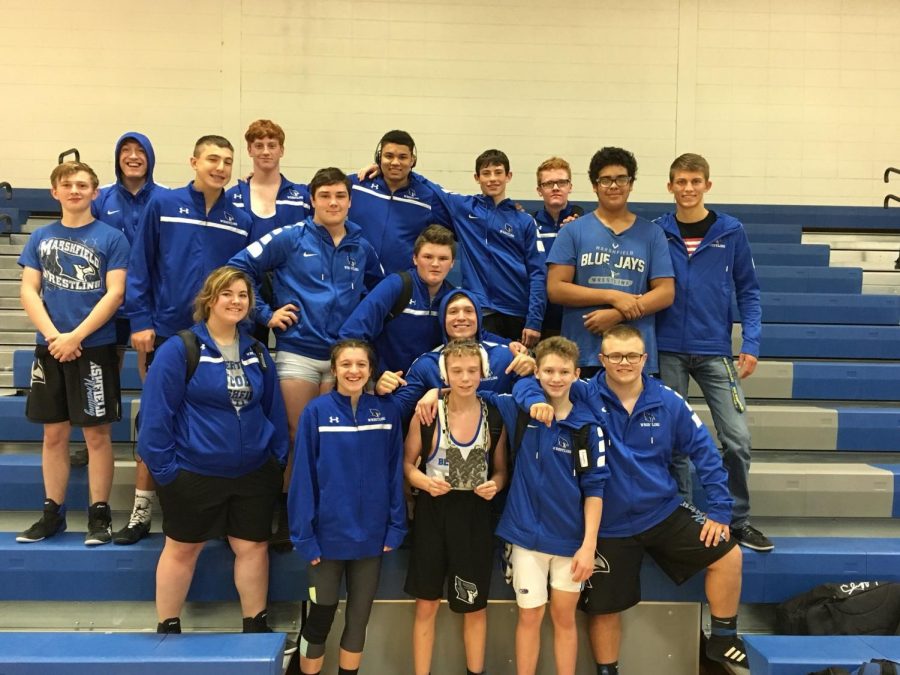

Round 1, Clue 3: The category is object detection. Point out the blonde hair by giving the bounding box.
[193,266,255,322]
[536,156,572,183]
[50,161,99,189]
[535,335,580,368]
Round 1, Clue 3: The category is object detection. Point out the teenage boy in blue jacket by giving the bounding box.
[516,325,747,673]
[229,167,384,549]
[349,129,453,275]
[375,289,536,421]
[419,149,547,348]
[654,153,772,553]
[546,147,674,378]
[125,135,252,543]
[491,336,606,675]
[339,224,456,375]
[533,157,584,338]
[91,131,163,543]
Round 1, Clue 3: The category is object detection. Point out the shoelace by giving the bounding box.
[127,505,151,528]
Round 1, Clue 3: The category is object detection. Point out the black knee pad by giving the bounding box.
[302,602,338,646]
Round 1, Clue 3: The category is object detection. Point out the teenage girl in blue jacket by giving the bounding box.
[289,338,406,675]
[139,266,289,641]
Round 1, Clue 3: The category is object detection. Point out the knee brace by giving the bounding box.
[300,602,338,658]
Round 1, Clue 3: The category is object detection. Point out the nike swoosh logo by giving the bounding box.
[303,252,317,257]
[107,210,120,215]
[467,214,478,219]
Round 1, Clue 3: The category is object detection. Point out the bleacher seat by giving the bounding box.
[751,293,900,325]
[0,632,285,675]
[755,266,863,294]
[750,243,830,267]
[744,635,900,675]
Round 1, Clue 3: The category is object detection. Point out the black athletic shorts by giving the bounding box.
[157,458,282,543]
[404,490,494,613]
[580,501,738,615]
[25,344,121,427]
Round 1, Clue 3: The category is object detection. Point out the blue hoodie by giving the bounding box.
[487,381,608,557]
[226,175,311,241]
[655,211,762,357]
[515,372,733,537]
[338,268,454,375]
[228,217,384,360]
[391,289,519,419]
[126,182,253,338]
[348,173,453,275]
[289,390,407,562]
[417,176,547,331]
[137,322,289,486]
[92,132,161,245]
[534,203,583,332]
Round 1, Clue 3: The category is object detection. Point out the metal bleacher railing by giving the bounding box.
[884,166,900,269]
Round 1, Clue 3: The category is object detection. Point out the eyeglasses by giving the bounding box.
[601,352,645,364]
[538,179,571,190]
[596,175,632,188]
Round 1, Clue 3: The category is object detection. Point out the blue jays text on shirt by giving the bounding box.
[580,249,647,288]
[38,238,102,291]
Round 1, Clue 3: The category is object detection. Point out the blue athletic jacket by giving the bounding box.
[228,217,384,360]
[289,391,407,562]
[655,211,762,357]
[338,268,454,375]
[418,177,547,331]
[226,175,311,241]
[534,203,582,332]
[92,132,162,245]
[138,322,288,486]
[392,289,518,418]
[348,173,452,275]
[515,373,733,536]
[488,383,608,557]
[126,182,252,338]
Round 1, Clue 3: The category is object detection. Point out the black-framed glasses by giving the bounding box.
[601,352,645,364]
[597,175,632,188]
[538,179,571,190]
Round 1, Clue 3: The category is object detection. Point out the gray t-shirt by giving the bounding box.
[215,338,251,413]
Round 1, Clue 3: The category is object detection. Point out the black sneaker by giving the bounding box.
[70,447,89,467]
[85,502,112,546]
[157,617,182,634]
[730,524,774,552]
[113,518,151,545]
[242,610,298,655]
[706,635,749,667]
[16,500,67,543]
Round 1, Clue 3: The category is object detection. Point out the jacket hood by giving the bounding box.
[114,131,156,186]
[438,288,484,344]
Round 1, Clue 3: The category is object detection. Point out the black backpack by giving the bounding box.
[809,660,899,675]
[386,271,414,324]
[175,329,267,382]
[776,581,900,636]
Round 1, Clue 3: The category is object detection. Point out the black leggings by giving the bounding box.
[301,556,383,658]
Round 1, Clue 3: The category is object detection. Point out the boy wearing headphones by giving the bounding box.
[403,339,508,675]
[349,130,453,275]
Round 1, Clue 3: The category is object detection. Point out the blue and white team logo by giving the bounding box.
[640,412,660,428]
[405,188,418,200]
[287,189,303,200]
[553,436,572,455]
[222,212,236,225]
[367,408,386,423]
[30,359,45,386]
[344,255,359,272]
[38,238,101,292]
[500,223,515,238]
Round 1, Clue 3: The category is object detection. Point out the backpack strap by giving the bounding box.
[418,416,437,474]
[249,339,268,373]
[386,271,413,323]
[511,407,531,468]
[176,329,201,384]
[485,401,503,467]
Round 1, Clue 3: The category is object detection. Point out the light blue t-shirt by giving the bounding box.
[546,212,673,371]
[18,219,130,347]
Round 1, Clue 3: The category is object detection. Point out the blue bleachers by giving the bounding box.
[3,533,899,605]
[791,362,900,401]
[0,632,284,675]
[0,395,137,442]
[12,349,142,390]
[755,266,863,294]
[744,635,900,675]
[837,408,900,452]
[758,324,900,359]
[754,293,900,325]
[743,223,803,244]
[750,243,830,267]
